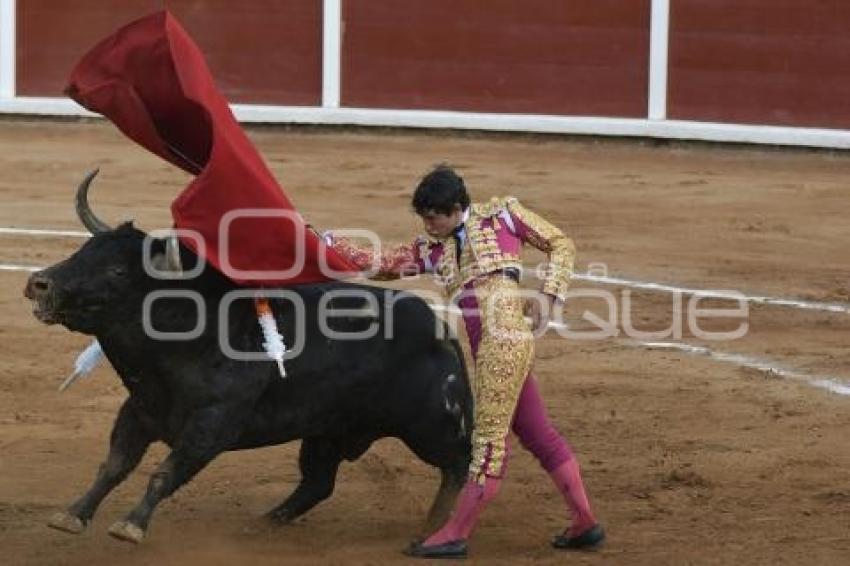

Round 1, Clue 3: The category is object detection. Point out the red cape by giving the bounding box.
[65,10,358,286]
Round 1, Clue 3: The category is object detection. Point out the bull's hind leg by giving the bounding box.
[423,466,466,535]
[49,401,152,535]
[266,437,344,524]
[397,351,472,539]
[399,429,470,540]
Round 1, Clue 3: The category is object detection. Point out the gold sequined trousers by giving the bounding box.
[457,275,534,484]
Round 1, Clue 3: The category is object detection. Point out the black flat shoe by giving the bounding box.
[552,524,605,550]
[403,539,468,559]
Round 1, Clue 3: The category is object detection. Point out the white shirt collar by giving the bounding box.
[455,208,470,243]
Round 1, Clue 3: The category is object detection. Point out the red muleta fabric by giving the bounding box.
[65,10,358,286]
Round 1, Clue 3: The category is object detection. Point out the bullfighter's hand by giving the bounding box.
[525,292,557,336]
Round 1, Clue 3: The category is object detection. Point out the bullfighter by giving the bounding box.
[326,164,605,558]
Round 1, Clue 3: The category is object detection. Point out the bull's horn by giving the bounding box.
[75,169,112,234]
[166,235,183,273]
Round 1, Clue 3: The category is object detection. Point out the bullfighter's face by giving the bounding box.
[419,204,463,239]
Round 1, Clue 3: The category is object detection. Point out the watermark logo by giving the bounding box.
[138,219,750,356]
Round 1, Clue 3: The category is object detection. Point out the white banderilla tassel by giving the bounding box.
[255,297,287,378]
[60,339,104,392]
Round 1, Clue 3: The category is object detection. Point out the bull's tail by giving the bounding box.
[440,320,469,387]
[437,321,474,445]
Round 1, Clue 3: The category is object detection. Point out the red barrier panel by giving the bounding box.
[669,0,850,129]
[17,0,322,105]
[341,0,650,117]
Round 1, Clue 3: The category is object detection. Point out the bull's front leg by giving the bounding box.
[107,404,244,544]
[49,401,153,535]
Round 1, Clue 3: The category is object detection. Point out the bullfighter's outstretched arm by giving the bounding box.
[325,233,428,281]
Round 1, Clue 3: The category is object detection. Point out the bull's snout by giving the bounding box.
[24,272,52,300]
[25,271,61,324]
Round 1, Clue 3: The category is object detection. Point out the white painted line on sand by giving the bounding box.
[0,227,90,238]
[572,272,850,315]
[0,263,41,272]
[637,340,850,396]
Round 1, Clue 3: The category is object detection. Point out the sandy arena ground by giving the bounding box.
[1,118,848,565]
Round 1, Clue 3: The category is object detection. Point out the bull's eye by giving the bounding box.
[109,265,128,278]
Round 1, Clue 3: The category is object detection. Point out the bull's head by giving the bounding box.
[24,171,184,334]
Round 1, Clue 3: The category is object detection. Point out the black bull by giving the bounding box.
[23,172,472,544]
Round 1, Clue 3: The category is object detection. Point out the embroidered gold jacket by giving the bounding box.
[329,197,576,301]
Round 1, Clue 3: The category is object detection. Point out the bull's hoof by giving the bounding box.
[107,520,145,544]
[47,511,87,534]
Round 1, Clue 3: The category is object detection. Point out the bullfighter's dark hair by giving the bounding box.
[412,164,471,215]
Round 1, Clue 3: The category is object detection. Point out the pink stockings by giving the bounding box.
[422,476,502,545]
[422,376,597,546]
[549,458,597,536]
